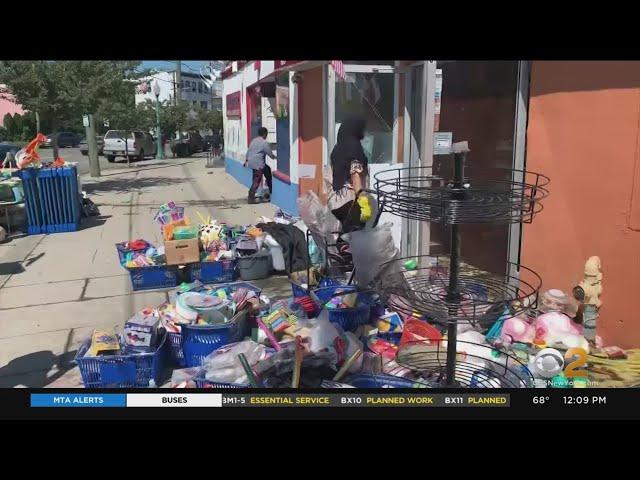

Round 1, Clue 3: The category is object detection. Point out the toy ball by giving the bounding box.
[0,226,6,242]
[533,347,564,379]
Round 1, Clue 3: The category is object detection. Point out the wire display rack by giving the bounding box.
[374,166,549,225]
[371,144,548,387]
[396,339,535,388]
[376,255,542,327]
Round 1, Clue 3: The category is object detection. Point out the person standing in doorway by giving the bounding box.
[328,115,372,232]
[244,127,275,204]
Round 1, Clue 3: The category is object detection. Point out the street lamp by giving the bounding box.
[152,80,164,160]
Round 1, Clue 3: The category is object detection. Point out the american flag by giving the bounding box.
[331,60,346,81]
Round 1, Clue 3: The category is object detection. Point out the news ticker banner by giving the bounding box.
[31,393,510,408]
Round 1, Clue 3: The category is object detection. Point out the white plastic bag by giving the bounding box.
[202,340,268,385]
[297,191,341,252]
[347,223,399,287]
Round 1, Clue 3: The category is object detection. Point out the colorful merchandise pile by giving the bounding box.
[115,202,303,291]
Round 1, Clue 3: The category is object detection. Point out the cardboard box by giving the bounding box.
[124,308,160,352]
[165,238,200,265]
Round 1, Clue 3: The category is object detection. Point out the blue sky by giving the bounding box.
[141,60,208,73]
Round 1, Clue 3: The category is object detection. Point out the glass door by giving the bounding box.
[327,62,402,244]
[429,60,521,276]
[402,62,427,257]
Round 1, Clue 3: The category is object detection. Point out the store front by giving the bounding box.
[222,61,302,215]
[223,60,528,278]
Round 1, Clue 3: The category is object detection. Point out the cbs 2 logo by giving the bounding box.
[563,348,588,377]
[534,347,588,378]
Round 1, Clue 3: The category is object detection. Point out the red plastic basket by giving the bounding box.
[399,318,442,347]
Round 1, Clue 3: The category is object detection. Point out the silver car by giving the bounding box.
[103,130,157,163]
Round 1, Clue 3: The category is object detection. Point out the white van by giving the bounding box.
[103,130,157,163]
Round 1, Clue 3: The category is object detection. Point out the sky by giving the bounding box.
[141,61,209,74]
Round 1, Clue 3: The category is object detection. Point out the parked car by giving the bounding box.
[0,143,21,167]
[103,130,157,163]
[79,136,104,156]
[171,131,204,157]
[43,132,80,148]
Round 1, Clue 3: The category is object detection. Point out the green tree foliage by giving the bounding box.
[0,111,41,142]
[0,61,144,155]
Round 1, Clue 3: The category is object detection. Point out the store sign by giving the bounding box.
[226,92,241,118]
[433,132,453,155]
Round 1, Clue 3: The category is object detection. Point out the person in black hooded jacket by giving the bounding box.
[327,115,372,233]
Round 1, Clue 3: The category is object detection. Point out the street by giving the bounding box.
[38,146,177,176]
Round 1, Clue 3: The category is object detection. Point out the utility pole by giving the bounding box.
[31,63,41,134]
[175,61,182,107]
[175,61,183,151]
[84,114,100,177]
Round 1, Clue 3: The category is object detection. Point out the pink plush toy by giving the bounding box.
[500,315,536,344]
[534,311,589,352]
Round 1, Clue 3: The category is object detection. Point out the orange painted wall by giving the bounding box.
[522,61,640,348]
[298,67,324,198]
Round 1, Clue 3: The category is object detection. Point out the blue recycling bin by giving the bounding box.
[17,166,81,234]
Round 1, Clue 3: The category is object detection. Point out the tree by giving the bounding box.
[0,61,144,158]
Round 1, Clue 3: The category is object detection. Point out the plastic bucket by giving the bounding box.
[399,318,442,347]
[237,250,271,281]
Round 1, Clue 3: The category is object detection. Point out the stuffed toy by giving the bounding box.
[196,212,222,250]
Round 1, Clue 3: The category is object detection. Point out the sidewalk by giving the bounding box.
[0,157,290,388]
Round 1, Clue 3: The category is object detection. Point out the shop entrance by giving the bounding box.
[425,61,526,276]
[327,62,402,246]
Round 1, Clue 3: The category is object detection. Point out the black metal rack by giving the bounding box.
[372,145,549,387]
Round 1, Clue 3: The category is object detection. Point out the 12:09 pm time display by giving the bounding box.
[563,395,607,405]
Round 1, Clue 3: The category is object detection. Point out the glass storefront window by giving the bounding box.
[275,74,290,176]
[335,72,395,164]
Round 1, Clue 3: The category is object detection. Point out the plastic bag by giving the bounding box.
[346,222,399,287]
[171,367,202,388]
[201,340,268,385]
[297,191,341,252]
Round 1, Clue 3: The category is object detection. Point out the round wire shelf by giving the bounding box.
[373,166,550,224]
[375,255,542,326]
[396,339,535,388]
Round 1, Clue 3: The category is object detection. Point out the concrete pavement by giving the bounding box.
[0,155,290,388]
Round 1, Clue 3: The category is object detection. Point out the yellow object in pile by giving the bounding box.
[587,349,640,387]
[87,329,120,357]
[246,226,263,238]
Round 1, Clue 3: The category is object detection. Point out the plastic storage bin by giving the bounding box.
[74,333,168,388]
[17,166,81,235]
[126,265,179,291]
[312,285,372,332]
[237,250,271,281]
[189,259,237,284]
[181,310,250,367]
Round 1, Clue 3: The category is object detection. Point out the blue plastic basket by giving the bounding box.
[115,241,153,266]
[189,259,237,284]
[344,373,430,388]
[126,265,179,291]
[74,333,168,388]
[290,276,341,298]
[181,310,250,367]
[167,330,185,367]
[311,285,372,332]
